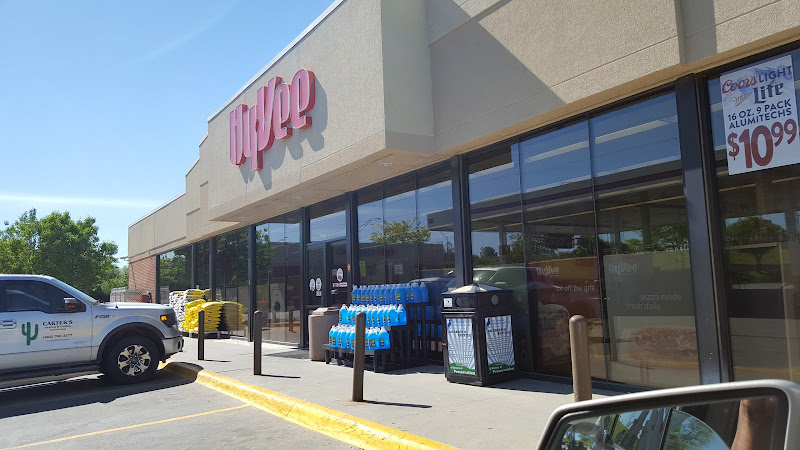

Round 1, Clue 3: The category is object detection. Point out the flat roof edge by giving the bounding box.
[129,192,186,228]
[207,0,347,123]
[186,157,200,177]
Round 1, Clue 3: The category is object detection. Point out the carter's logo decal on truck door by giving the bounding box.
[21,322,38,345]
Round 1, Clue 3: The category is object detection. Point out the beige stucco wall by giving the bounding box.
[680,0,800,66]
[128,194,187,260]
[129,0,800,262]
[206,0,386,224]
[429,0,800,156]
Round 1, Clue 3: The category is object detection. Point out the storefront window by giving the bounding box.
[467,144,532,372]
[215,228,249,337]
[255,213,301,344]
[356,164,454,287]
[309,198,346,243]
[461,92,698,386]
[308,197,348,310]
[358,186,386,285]
[591,93,698,387]
[417,166,456,282]
[520,122,606,379]
[196,240,210,291]
[709,48,800,383]
[382,176,419,284]
[159,245,192,295]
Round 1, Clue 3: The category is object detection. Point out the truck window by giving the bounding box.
[0,281,72,314]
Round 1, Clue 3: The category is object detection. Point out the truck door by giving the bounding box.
[0,280,93,371]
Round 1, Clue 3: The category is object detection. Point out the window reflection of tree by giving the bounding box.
[724,216,785,285]
[159,246,192,292]
[216,230,249,302]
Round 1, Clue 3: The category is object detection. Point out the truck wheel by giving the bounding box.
[102,337,160,384]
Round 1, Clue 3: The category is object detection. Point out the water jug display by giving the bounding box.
[397,305,407,325]
[327,282,434,357]
[378,327,390,349]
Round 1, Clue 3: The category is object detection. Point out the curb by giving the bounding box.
[161,361,458,450]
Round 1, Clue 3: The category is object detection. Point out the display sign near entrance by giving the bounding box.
[721,55,799,175]
[446,318,476,375]
[230,69,316,171]
[485,315,515,374]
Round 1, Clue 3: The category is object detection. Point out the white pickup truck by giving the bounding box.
[0,274,183,386]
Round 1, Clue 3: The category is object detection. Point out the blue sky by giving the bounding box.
[0,0,336,266]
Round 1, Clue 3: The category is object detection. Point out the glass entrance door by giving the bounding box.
[306,239,349,308]
[307,245,325,309]
[327,240,349,306]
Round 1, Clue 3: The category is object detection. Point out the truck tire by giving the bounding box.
[102,336,160,384]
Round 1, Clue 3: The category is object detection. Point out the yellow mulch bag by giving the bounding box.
[219,301,245,332]
[184,289,205,300]
[182,300,219,332]
[182,300,243,333]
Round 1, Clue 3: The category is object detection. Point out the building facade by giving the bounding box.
[128,0,800,388]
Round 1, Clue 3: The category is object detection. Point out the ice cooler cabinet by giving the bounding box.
[441,284,518,386]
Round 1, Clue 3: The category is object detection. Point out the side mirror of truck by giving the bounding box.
[537,379,800,450]
[63,298,86,313]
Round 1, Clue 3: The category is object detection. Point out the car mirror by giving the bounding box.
[537,380,799,450]
[63,297,85,312]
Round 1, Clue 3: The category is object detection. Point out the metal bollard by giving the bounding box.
[253,311,263,375]
[569,315,592,402]
[198,309,205,361]
[288,307,294,332]
[352,312,366,402]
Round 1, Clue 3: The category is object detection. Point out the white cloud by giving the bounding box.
[131,0,238,66]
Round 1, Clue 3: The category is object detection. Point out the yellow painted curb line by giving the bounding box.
[160,361,458,450]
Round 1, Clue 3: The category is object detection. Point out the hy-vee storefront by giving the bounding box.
[128,0,800,389]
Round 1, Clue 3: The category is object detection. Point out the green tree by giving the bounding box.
[475,246,500,266]
[725,216,785,283]
[725,216,785,245]
[651,224,690,251]
[160,248,191,291]
[0,209,118,298]
[216,229,249,296]
[255,228,274,278]
[99,265,129,298]
[370,218,431,244]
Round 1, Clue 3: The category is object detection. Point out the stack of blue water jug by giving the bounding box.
[350,282,429,305]
[327,282,429,351]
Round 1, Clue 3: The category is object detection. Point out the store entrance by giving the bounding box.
[306,239,349,309]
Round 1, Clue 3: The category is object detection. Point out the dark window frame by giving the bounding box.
[697,40,800,383]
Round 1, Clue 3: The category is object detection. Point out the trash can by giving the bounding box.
[441,284,517,386]
[308,307,340,361]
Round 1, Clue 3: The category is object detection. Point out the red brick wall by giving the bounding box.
[129,256,156,300]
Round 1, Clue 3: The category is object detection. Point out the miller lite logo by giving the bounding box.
[229,68,315,170]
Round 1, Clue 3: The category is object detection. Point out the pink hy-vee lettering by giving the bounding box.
[229,69,315,170]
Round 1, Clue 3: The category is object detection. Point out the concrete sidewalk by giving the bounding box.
[166,337,624,449]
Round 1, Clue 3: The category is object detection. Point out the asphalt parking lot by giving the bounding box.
[0,370,354,450]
